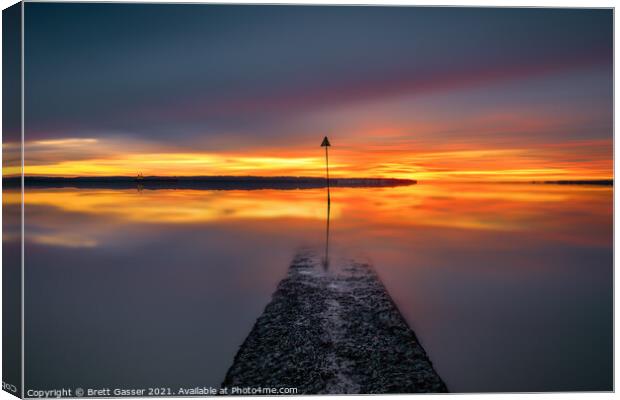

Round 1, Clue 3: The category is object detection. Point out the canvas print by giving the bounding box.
[2,2,613,397]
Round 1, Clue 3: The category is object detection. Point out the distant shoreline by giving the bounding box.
[2,176,613,189]
[532,179,613,186]
[4,176,417,190]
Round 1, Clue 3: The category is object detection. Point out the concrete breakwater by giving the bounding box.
[222,250,447,394]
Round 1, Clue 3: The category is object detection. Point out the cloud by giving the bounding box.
[24,5,612,144]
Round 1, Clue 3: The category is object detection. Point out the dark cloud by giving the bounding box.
[24,4,612,146]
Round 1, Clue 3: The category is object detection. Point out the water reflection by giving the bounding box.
[12,188,340,225]
[15,182,612,392]
[322,196,331,271]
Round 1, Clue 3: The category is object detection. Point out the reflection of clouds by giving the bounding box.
[335,183,612,247]
[29,233,98,248]
[11,182,613,250]
[10,188,340,224]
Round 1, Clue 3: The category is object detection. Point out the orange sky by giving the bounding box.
[2,136,612,182]
[11,6,612,183]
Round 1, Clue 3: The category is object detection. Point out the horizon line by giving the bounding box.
[2,175,613,185]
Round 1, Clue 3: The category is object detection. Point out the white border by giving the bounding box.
[0,2,615,400]
[19,1,24,398]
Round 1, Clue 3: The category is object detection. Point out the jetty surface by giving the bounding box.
[222,250,447,394]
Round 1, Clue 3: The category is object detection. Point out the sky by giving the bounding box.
[10,4,613,180]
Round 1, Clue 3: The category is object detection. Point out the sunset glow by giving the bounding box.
[5,136,611,181]
[10,6,610,183]
[8,182,611,246]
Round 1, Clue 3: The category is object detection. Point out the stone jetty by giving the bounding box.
[222,250,447,394]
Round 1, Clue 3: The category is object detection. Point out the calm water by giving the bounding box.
[12,182,612,392]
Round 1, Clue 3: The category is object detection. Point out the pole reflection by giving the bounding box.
[322,193,331,271]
